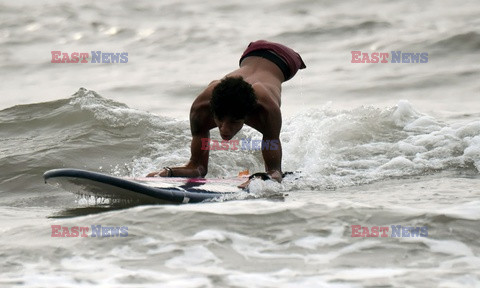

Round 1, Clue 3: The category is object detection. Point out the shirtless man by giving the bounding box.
[147,40,306,187]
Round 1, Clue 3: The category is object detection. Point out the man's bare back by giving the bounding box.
[147,40,306,188]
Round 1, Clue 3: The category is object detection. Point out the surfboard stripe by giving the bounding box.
[43,169,242,204]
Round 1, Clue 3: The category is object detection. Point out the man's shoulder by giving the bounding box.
[252,83,281,114]
[252,82,281,107]
[190,99,215,135]
[208,80,221,87]
[191,80,221,109]
[205,80,221,93]
[245,84,281,134]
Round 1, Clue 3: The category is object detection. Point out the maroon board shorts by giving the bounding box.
[239,40,306,81]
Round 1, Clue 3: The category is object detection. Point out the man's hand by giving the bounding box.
[237,170,282,189]
[146,168,169,177]
[146,164,206,178]
[268,170,282,182]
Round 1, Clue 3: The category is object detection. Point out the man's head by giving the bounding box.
[210,76,257,140]
[210,76,257,120]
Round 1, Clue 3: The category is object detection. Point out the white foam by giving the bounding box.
[162,200,305,215]
[438,201,480,221]
[379,156,415,170]
[391,100,421,127]
[226,269,355,288]
[117,98,479,192]
[279,100,480,190]
[463,135,480,170]
[397,140,428,155]
[425,239,474,257]
[439,275,480,288]
[294,226,347,249]
[404,115,443,133]
[325,267,407,281]
[165,245,220,269]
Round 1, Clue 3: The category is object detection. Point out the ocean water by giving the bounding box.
[1,0,480,287]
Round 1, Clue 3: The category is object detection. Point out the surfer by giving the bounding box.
[147,40,306,187]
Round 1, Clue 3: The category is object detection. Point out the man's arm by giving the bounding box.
[262,136,282,182]
[239,93,283,188]
[147,86,215,178]
[172,133,211,177]
[261,103,282,182]
[145,133,210,177]
[237,133,282,189]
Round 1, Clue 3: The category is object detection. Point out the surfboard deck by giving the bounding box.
[43,168,246,205]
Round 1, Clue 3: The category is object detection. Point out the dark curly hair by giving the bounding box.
[210,76,257,120]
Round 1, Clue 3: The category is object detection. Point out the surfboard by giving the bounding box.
[43,168,246,205]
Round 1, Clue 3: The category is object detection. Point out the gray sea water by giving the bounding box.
[1,0,480,287]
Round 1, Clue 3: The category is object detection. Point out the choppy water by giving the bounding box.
[1,0,480,287]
